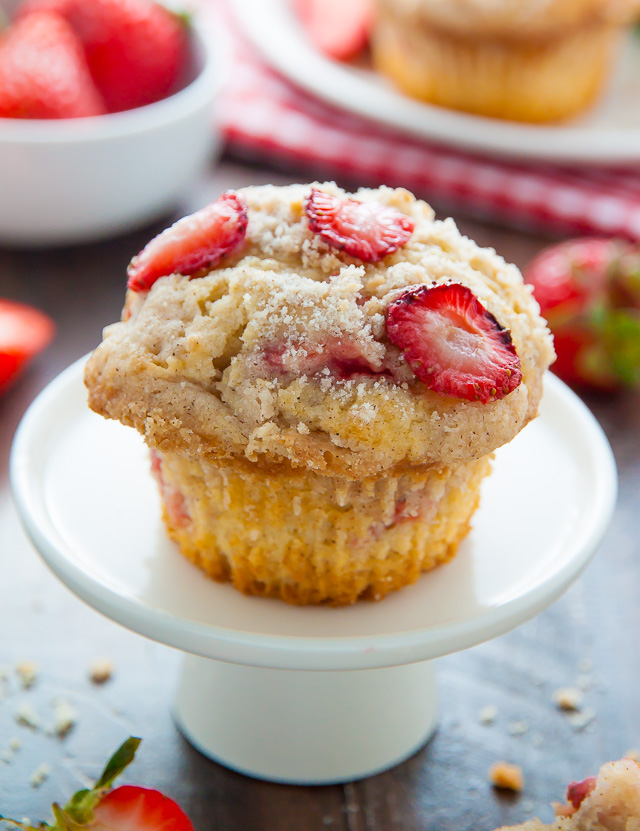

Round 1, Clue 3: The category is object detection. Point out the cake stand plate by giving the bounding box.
[11,358,617,784]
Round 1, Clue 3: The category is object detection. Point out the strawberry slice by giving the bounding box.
[127,191,249,293]
[566,776,598,811]
[304,188,414,263]
[386,283,522,403]
[0,737,194,831]
[0,299,55,392]
[0,12,106,119]
[294,0,372,60]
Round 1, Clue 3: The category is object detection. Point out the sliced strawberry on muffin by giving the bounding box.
[386,283,522,403]
[127,191,249,292]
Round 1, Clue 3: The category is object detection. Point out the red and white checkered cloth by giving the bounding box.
[215,5,640,239]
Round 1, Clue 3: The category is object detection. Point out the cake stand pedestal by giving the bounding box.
[11,359,617,784]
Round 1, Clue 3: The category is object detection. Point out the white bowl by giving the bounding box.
[0,19,224,246]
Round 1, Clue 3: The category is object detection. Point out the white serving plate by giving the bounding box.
[232,0,640,165]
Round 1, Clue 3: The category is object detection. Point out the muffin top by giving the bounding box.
[377,0,640,37]
[85,183,554,478]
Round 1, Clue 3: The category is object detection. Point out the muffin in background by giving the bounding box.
[85,183,554,605]
[371,0,640,122]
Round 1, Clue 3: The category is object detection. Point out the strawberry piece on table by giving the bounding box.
[566,776,598,811]
[0,737,194,831]
[386,283,522,403]
[294,0,372,60]
[304,188,415,263]
[0,299,55,392]
[19,0,189,112]
[525,238,640,391]
[127,191,249,292]
[0,12,105,119]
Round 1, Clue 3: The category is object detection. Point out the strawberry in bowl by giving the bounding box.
[525,238,640,392]
[0,0,221,246]
[0,737,194,831]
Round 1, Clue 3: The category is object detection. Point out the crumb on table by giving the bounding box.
[89,657,114,684]
[553,687,583,711]
[489,761,524,792]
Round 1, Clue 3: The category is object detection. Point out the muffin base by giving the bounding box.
[151,450,492,606]
[372,10,619,122]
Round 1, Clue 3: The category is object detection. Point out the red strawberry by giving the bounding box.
[0,737,194,831]
[0,299,55,392]
[386,283,522,403]
[525,238,640,391]
[294,0,372,60]
[18,0,188,112]
[566,776,598,811]
[304,189,415,263]
[127,191,249,292]
[0,12,105,119]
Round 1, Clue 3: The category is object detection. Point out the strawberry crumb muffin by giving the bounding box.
[498,757,640,830]
[372,0,640,122]
[85,183,554,605]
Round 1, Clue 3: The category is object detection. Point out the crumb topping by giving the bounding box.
[85,183,554,476]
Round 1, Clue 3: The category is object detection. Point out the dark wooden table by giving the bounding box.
[1,158,638,831]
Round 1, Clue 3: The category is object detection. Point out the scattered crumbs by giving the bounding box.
[489,761,524,792]
[9,737,21,752]
[530,732,544,748]
[51,698,77,738]
[89,657,114,685]
[579,658,592,673]
[624,749,640,762]
[16,661,38,689]
[296,422,310,435]
[576,674,591,692]
[508,721,529,737]
[15,701,40,729]
[479,705,498,725]
[553,687,583,712]
[1,750,12,764]
[30,763,50,788]
[568,707,597,731]
[522,800,535,814]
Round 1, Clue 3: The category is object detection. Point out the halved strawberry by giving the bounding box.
[0,737,194,831]
[18,0,188,113]
[0,299,55,392]
[294,0,372,60]
[386,283,522,403]
[304,189,414,263]
[0,11,106,119]
[525,238,640,391]
[127,191,249,293]
[566,776,598,811]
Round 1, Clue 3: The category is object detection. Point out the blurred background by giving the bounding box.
[1,1,639,830]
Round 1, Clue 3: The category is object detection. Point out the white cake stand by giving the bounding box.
[11,358,617,785]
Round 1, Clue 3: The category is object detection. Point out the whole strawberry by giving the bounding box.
[18,0,189,112]
[0,11,106,119]
[525,238,640,392]
[0,737,194,831]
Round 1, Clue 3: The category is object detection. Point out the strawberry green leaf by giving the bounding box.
[94,737,141,791]
[62,737,141,826]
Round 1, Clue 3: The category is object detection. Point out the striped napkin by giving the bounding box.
[215,4,640,240]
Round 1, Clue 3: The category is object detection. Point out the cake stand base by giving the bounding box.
[11,361,618,786]
[174,655,438,784]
